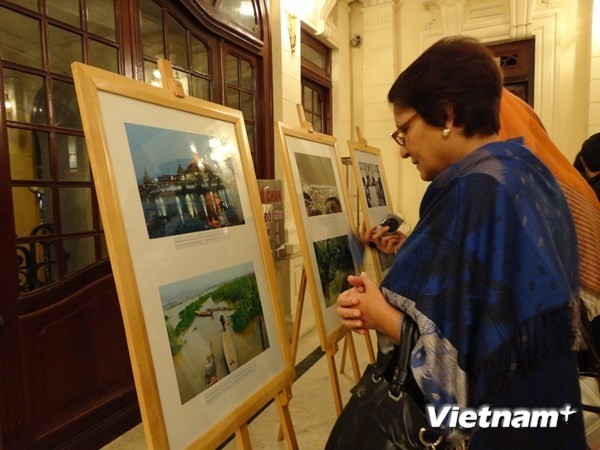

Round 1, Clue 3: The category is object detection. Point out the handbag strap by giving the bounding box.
[389,317,419,397]
[391,318,448,449]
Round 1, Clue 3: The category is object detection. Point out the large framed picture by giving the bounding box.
[276,122,359,350]
[348,139,396,280]
[72,62,294,449]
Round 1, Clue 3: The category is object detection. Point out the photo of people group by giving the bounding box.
[358,161,387,208]
[294,152,343,217]
[125,123,245,239]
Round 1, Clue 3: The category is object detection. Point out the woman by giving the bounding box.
[336,37,586,449]
[499,88,600,372]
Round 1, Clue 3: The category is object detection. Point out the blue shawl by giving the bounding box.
[381,140,582,444]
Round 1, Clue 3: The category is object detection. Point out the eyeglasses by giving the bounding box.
[390,113,418,147]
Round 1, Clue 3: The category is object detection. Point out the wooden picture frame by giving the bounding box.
[348,135,396,281]
[276,120,359,351]
[72,62,294,450]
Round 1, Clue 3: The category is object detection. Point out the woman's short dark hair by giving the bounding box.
[387,36,503,138]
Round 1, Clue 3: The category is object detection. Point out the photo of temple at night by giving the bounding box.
[125,123,245,238]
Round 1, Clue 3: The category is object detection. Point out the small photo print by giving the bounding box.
[358,161,387,208]
[377,249,395,276]
[294,152,343,216]
[125,123,245,239]
[313,235,355,307]
[159,262,270,404]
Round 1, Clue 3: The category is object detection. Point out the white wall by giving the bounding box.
[590,0,600,136]
[270,0,357,337]
[349,0,594,228]
[268,0,596,334]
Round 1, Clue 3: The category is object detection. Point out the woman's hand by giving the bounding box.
[336,272,404,343]
[360,223,407,255]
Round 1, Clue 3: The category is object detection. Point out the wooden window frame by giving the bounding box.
[300,29,332,134]
[488,37,535,106]
[149,0,274,178]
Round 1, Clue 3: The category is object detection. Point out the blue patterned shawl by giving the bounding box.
[381,140,582,444]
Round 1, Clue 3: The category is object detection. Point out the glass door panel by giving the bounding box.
[0,7,43,68]
[88,0,117,40]
[12,186,55,238]
[8,129,52,181]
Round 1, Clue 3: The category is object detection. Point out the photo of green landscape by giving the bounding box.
[159,262,270,404]
[313,235,355,308]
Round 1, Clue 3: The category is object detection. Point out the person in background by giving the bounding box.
[325,196,343,214]
[336,36,586,449]
[499,90,600,366]
[303,191,322,216]
[574,149,587,179]
[575,133,600,198]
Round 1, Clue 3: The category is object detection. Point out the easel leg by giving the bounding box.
[338,331,363,382]
[339,336,348,374]
[235,424,252,449]
[290,269,307,362]
[326,344,343,416]
[345,332,361,383]
[278,269,307,441]
[364,330,376,364]
[340,329,375,373]
[276,389,299,449]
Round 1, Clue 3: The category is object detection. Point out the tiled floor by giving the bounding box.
[102,301,376,450]
[103,303,600,450]
[581,375,600,449]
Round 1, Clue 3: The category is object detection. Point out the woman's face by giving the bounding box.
[392,105,454,181]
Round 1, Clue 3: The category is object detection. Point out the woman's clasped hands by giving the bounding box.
[336,272,404,344]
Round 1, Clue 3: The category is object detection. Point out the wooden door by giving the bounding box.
[0,0,273,447]
[488,37,536,106]
[0,1,139,448]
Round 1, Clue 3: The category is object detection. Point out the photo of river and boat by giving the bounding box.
[124,123,245,239]
[159,262,270,405]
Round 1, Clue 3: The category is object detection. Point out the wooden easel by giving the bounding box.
[338,126,380,371]
[286,106,367,411]
[277,266,360,445]
[158,58,298,450]
[294,104,362,391]
[295,268,362,379]
[348,125,395,287]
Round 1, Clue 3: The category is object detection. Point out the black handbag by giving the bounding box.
[325,318,444,450]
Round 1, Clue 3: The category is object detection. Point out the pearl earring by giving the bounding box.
[442,128,451,138]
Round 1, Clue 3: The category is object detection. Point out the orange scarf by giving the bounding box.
[499,89,600,315]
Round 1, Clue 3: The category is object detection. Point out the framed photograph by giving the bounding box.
[276,122,359,349]
[72,62,294,450]
[348,139,396,280]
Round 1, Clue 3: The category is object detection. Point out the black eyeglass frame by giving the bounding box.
[390,112,418,146]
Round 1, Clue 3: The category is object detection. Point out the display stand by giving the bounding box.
[294,107,361,405]
[293,106,361,390]
[289,268,361,382]
[72,58,298,450]
[341,125,403,377]
[276,106,363,418]
[159,59,298,450]
[338,128,376,371]
[348,126,398,283]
